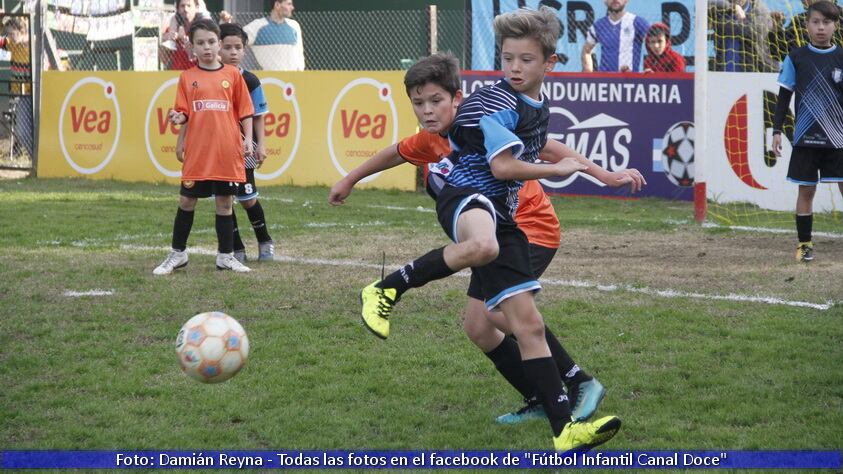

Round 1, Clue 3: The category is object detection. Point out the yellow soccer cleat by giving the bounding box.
[553,415,621,452]
[360,280,398,339]
[796,242,814,262]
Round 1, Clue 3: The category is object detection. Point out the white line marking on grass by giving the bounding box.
[703,222,843,239]
[367,204,435,213]
[63,289,114,297]
[121,245,835,311]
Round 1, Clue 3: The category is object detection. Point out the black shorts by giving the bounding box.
[435,185,540,310]
[179,180,239,198]
[787,146,843,185]
[236,168,259,201]
[467,243,557,301]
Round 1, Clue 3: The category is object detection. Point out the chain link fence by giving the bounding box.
[0,12,33,172]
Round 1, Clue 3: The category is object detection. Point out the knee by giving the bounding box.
[215,198,233,214]
[241,198,256,209]
[179,196,197,211]
[466,237,498,266]
[512,315,546,345]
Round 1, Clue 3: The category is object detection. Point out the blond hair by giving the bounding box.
[493,7,561,59]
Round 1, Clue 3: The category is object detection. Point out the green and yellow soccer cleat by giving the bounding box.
[360,281,398,339]
[796,242,814,262]
[553,415,621,452]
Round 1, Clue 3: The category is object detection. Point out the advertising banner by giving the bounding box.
[38,71,418,190]
[462,71,695,200]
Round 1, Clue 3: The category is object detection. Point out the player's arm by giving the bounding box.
[240,116,254,156]
[490,149,587,180]
[581,27,597,72]
[176,123,188,163]
[540,139,646,192]
[253,114,266,166]
[328,143,405,205]
[772,55,796,157]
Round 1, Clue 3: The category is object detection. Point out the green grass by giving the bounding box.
[1,178,841,460]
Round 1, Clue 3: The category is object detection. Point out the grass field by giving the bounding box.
[1,178,841,462]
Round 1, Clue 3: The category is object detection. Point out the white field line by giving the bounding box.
[122,245,836,311]
[63,289,115,297]
[702,222,843,239]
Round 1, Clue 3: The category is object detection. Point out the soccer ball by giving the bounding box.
[175,312,249,383]
[661,121,695,187]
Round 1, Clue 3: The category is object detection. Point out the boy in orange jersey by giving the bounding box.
[329,53,645,425]
[154,18,255,275]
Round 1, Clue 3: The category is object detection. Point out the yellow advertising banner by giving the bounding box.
[38,71,419,190]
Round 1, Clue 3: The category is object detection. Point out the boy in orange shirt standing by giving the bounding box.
[154,18,255,275]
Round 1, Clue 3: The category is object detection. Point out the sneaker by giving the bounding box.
[360,280,398,339]
[796,242,814,262]
[216,253,252,272]
[553,416,621,452]
[569,378,605,421]
[233,249,247,264]
[258,240,275,261]
[153,250,188,275]
[496,398,547,424]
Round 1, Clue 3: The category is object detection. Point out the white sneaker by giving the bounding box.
[153,250,188,275]
[216,253,252,272]
[258,240,275,261]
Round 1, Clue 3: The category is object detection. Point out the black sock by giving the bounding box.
[245,201,272,243]
[171,207,194,252]
[216,214,234,254]
[484,336,534,400]
[796,214,813,243]
[231,209,245,252]
[544,326,591,386]
[522,357,572,437]
[377,247,454,298]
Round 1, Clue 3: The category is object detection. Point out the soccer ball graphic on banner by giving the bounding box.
[661,121,695,187]
[175,312,249,383]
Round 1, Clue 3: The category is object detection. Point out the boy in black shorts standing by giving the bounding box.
[773,1,843,262]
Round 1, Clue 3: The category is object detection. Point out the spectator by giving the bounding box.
[0,17,32,157]
[769,0,843,61]
[243,0,305,71]
[709,0,778,72]
[161,0,209,70]
[581,0,649,72]
[643,22,687,73]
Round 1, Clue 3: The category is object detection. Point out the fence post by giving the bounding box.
[32,0,42,175]
[428,5,437,55]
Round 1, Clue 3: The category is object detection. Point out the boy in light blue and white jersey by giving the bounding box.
[581,0,649,72]
[243,0,305,71]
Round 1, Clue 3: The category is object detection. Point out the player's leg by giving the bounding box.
[239,169,275,262]
[214,183,251,273]
[788,147,818,262]
[153,186,200,275]
[231,208,247,263]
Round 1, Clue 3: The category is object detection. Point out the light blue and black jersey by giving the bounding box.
[777,44,843,148]
[444,79,549,216]
[240,68,268,169]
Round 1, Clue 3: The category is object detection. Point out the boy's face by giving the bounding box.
[191,29,221,66]
[220,35,245,67]
[409,83,462,134]
[807,9,836,46]
[501,37,556,99]
[647,33,667,55]
[7,28,26,43]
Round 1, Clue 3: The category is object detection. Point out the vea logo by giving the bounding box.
[255,78,301,180]
[144,78,182,177]
[58,77,121,174]
[327,78,398,183]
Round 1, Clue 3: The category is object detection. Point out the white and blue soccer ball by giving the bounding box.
[175,312,249,383]
[661,121,695,187]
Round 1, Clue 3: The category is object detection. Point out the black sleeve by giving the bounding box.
[773,86,793,134]
[241,69,261,94]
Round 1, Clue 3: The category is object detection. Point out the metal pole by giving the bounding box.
[31,0,42,175]
[429,5,438,55]
[693,0,708,223]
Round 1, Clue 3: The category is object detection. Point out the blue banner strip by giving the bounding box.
[2,450,841,469]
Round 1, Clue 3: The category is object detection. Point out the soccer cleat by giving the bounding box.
[569,378,605,421]
[796,242,814,262]
[553,416,622,452]
[233,249,248,264]
[496,398,547,424]
[216,253,252,273]
[258,240,275,262]
[360,280,398,339]
[153,250,188,275]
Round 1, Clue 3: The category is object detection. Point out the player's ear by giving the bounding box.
[545,53,558,72]
[452,89,464,106]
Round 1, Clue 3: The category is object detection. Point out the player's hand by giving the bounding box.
[176,148,184,163]
[552,157,589,177]
[256,143,268,168]
[620,65,631,73]
[328,179,353,206]
[605,168,647,193]
[772,133,783,157]
[734,4,746,21]
[168,110,186,125]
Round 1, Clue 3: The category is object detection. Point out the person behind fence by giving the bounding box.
[153,18,254,275]
[581,0,649,72]
[161,0,209,70]
[0,16,32,157]
[708,0,778,72]
[643,22,686,73]
[243,0,305,71]
[769,0,843,61]
[772,0,843,264]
